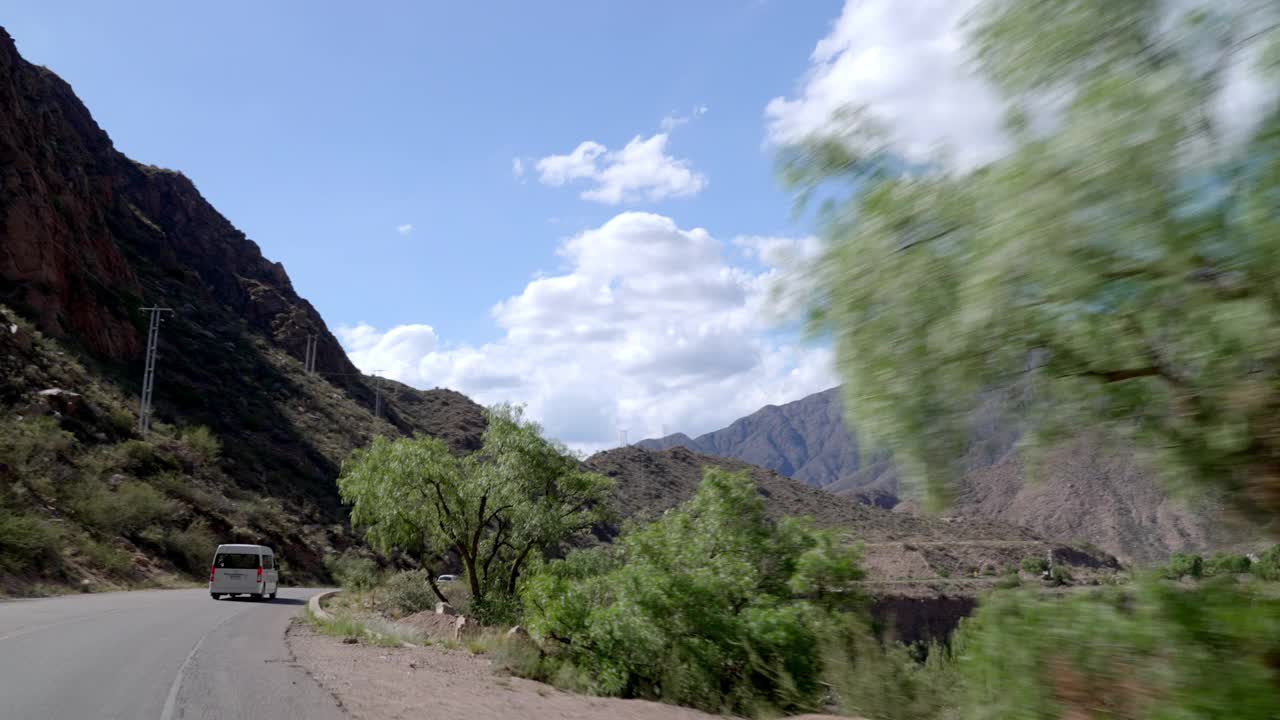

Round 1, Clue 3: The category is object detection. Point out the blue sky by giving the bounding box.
[7,0,866,449]
[7,1,837,342]
[24,1,1263,450]
[30,1,1269,448]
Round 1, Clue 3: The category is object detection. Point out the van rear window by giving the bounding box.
[214,553,260,569]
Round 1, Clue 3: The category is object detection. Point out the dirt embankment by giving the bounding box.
[288,620,855,720]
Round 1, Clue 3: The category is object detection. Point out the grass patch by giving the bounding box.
[304,606,424,648]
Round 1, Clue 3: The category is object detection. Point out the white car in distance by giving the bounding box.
[210,544,279,601]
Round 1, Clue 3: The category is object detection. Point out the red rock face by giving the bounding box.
[0,26,355,376]
[0,30,142,359]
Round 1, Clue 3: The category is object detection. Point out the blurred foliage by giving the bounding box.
[781,0,1280,519]
[338,403,613,611]
[382,569,437,615]
[520,468,864,715]
[1163,552,1205,580]
[1206,552,1252,575]
[953,578,1280,719]
[1021,556,1049,575]
[1253,544,1280,581]
[323,551,380,592]
[823,617,960,720]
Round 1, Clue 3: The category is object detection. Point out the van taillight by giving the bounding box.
[209,566,216,583]
[257,567,263,583]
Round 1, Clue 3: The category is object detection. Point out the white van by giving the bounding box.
[209,544,279,601]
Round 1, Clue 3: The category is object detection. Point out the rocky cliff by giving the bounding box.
[0,27,484,592]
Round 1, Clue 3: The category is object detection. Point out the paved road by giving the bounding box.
[0,587,347,720]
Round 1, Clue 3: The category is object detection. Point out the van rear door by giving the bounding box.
[212,551,261,594]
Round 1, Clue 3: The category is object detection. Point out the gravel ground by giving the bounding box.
[287,619,852,720]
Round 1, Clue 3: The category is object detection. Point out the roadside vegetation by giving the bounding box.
[0,307,323,595]
[328,1,1280,718]
[338,403,613,624]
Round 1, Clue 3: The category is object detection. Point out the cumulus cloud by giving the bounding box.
[337,213,836,450]
[765,0,1006,169]
[536,134,706,205]
[766,0,1277,169]
[396,223,414,236]
[337,322,438,383]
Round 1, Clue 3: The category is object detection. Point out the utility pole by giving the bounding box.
[304,333,318,374]
[138,306,173,434]
[662,423,669,439]
[372,372,385,419]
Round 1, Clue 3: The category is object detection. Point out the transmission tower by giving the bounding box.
[304,333,318,374]
[373,373,385,419]
[619,428,628,447]
[138,306,173,434]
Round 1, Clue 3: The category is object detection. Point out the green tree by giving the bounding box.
[782,0,1280,518]
[521,468,863,714]
[337,404,613,613]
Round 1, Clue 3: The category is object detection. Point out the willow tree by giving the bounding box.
[337,404,613,611]
[782,0,1280,520]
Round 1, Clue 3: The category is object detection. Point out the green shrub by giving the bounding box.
[179,426,221,466]
[0,509,65,575]
[164,519,217,574]
[823,617,959,720]
[1252,545,1280,582]
[521,468,863,715]
[383,570,437,615]
[994,572,1021,589]
[471,592,523,626]
[1205,553,1252,576]
[953,578,1280,719]
[68,480,176,536]
[323,551,380,591]
[78,536,133,577]
[107,408,136,436]
[1164,553,1204,580]
[1021,556,1049,574]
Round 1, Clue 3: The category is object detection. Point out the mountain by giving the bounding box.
[640,388,1261,564]
[638,387,898,497]
[0,27,484,594]
[585,445,1115,572]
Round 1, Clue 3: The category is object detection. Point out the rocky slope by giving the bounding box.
[0,26,485,592]
[584,445,1119,586]
[640,387,1259,564]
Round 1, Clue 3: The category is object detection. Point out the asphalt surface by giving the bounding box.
[0,587,347,720]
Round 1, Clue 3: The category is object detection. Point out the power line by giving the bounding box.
[138,306,173,434]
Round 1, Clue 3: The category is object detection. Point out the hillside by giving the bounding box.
[637,387,900,497]
[0,27,485,593]
[584,445,1119,586]
[640,387,1260,564]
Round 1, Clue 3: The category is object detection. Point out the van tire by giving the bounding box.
[211,593,221,600]
[268,591,277,600]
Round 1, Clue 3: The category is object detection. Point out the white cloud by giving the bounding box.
[765,0,1006,169]
[659,104,709,131]
[766,0,1278,169]
[396,223,414,236]
[337,213,837,450]
[536,134,706,205]
[337,322,439,383]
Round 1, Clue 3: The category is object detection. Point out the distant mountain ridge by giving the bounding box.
[638,387,899,499]
[639,387,1261,563]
